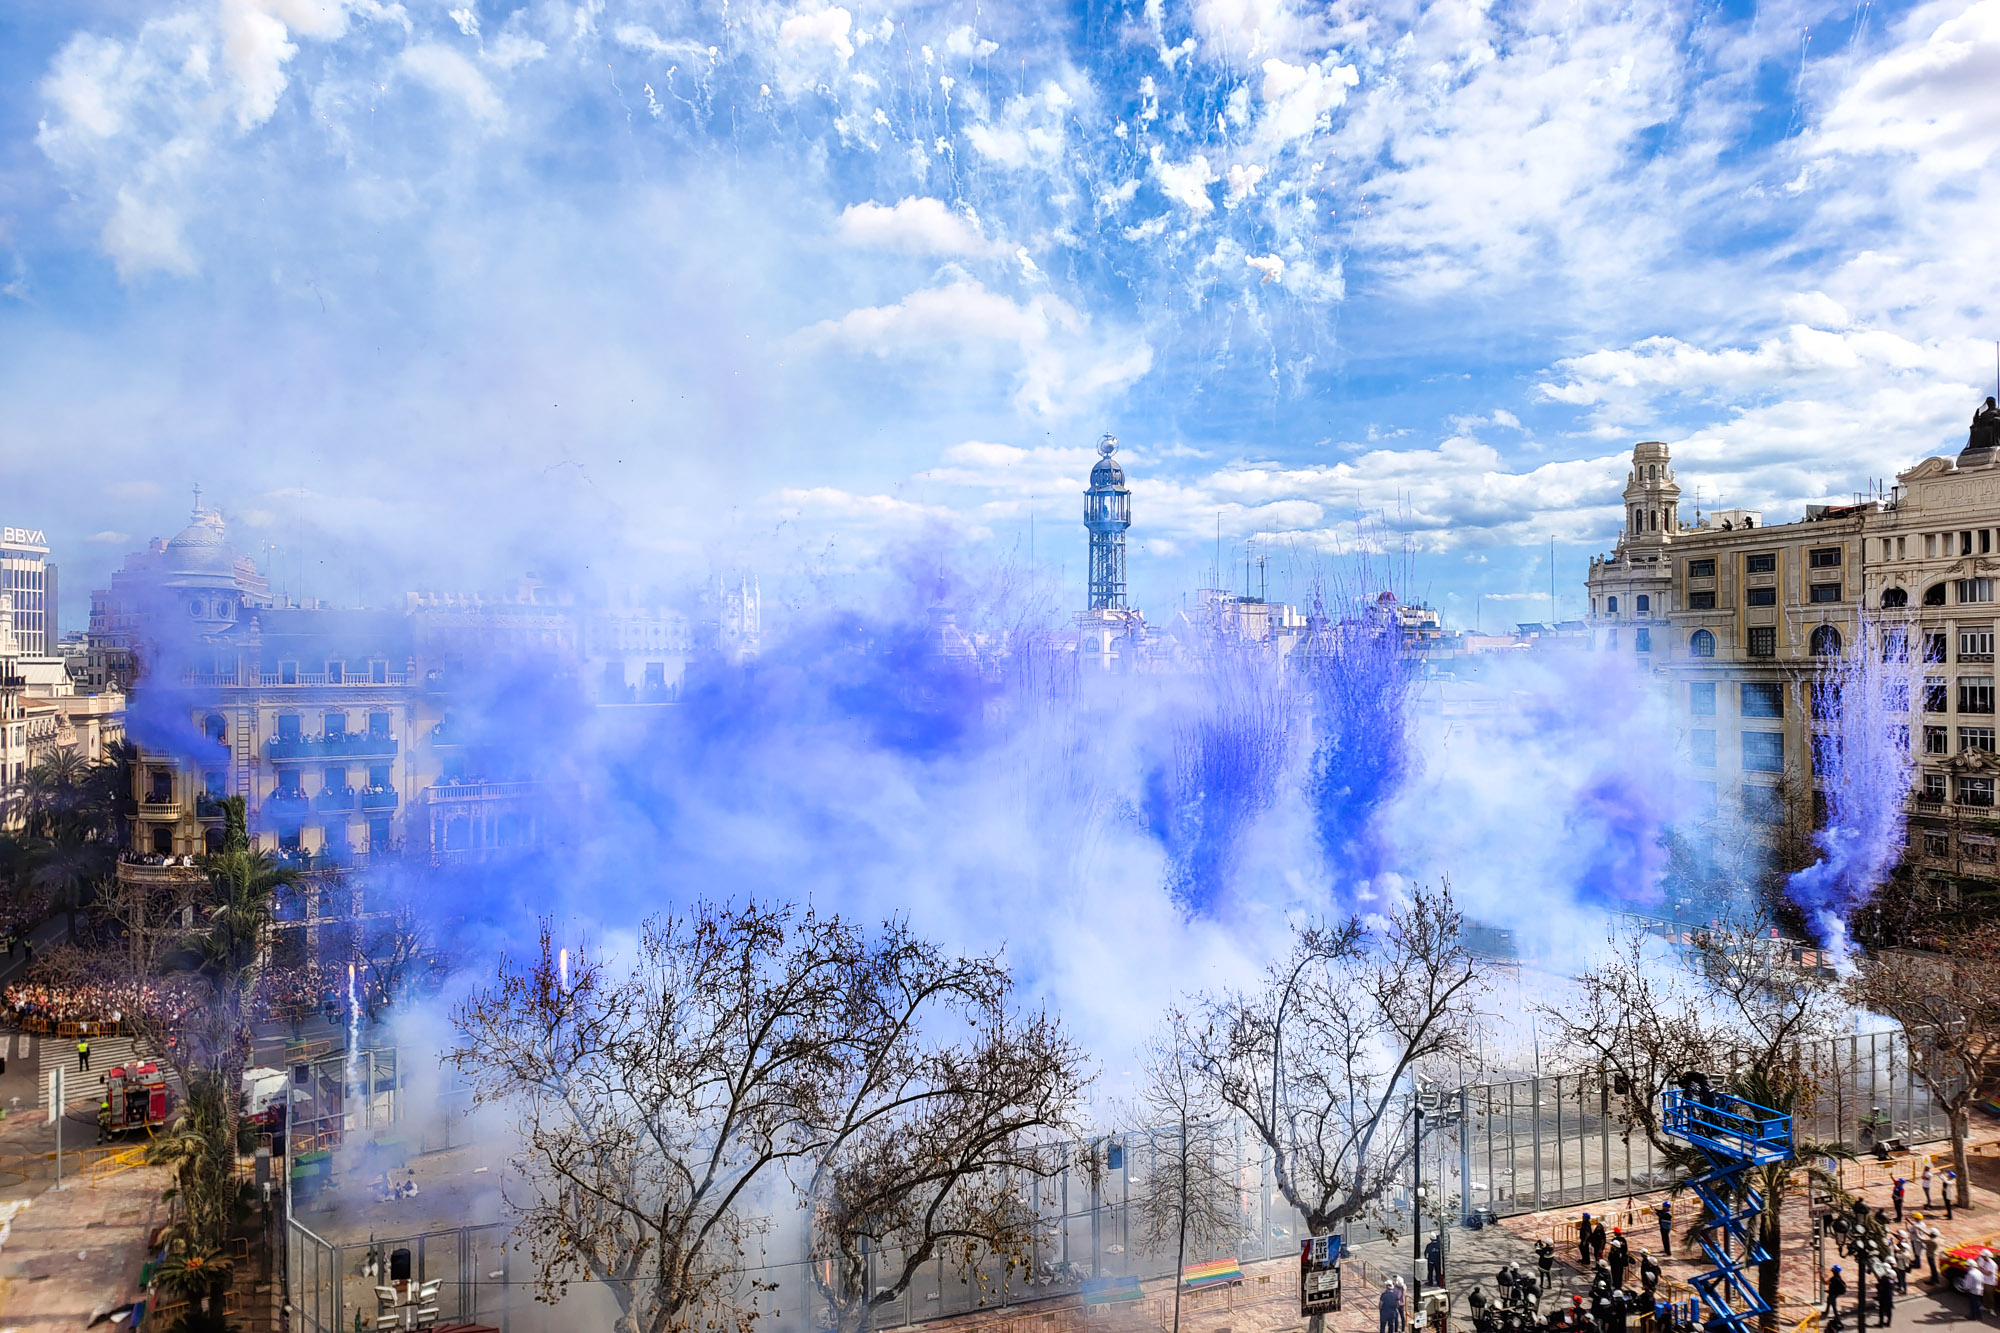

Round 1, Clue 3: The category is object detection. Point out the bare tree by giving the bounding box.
[1179,882,1482,1261]
[1132,1027,1238,1333]
[805,996,1088,1333]
[453,903,1090,1333]
[1848,922,2000,1209]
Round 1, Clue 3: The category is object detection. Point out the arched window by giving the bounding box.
[1690,629,1715,658]
[1636,595,1651,615]
[1881,587,1908,609]
[1811,625,1843,657]
[1924,583,1947,607]
[1608,595,1620,614]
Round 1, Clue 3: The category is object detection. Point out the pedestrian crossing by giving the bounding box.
[28,1031,164,1108]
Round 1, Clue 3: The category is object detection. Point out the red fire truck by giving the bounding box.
[103,1062,172,1134]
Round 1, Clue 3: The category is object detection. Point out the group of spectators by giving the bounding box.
[3,976,200,1028]
[1825,1185,1989,1328]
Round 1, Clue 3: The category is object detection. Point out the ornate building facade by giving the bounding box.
[1587,411,2000,897]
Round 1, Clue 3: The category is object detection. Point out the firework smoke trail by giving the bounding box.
[1786,617,1920,958]
[346,961,360,1111]
[1301,591,1416,897]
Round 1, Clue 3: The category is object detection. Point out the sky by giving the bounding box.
[3,0,1998,629]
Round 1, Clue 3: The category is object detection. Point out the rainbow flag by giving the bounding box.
[1182,1259,1244,1291]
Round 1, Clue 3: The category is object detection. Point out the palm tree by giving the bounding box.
[149,1242,236,1331]
[11,744,132,941]
[28,830,111,943]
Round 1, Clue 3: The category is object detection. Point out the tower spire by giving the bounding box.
[1084,434,1131,611]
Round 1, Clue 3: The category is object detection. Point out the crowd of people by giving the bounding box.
[3,975,202,1029]
[1822,1186,1992,1328]
[1459,1213,1680,1333]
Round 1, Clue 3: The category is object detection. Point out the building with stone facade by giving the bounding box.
[1587,415,2000,896]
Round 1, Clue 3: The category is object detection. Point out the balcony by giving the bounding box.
[314,788,357,812]
[1915,798,1944,814]
[266,790,310,815]
[266,734,398,760]
[359,787,399,811]
[195,794,228,819]
[425,779,539,803]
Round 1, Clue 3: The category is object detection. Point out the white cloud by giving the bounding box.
[1151,151,1219,215]
[776,5,855,85]
[836,197,1005,257]
[398,44,503,124]
[1245,253,1284,283]
[1810,0,2000,173]
[217,0,359,129]
[1255,58,1357,150]
[793,279,1151,417]
[943,25,998,59]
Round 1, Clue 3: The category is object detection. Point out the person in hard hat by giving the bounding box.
[96,1097,112,1143]
[1824,1264,1848,1328]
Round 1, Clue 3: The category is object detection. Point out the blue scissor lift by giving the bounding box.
[1661,1088,1794,1333]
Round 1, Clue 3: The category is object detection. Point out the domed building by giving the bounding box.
[90,491,270,666]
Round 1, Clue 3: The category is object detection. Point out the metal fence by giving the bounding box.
[282,1030,1948,1333]
[286,1215,518,1333]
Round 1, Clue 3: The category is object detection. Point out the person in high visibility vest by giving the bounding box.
[77,1038,89,1071]
[97,1099,112,1143]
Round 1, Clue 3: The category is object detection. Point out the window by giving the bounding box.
[1812,734,1842,776]
[280,825,304,851]
[644,661,667,690]
[1926,632,1949,663]
[280,660,298,685]
[371,660,387,684]
[323,765,349,792]
[1960,579,1995,603]
[1965,531,1976,556]
[202,713,226,742]
[1883,682,1911,713]
[1742,682,1784,717]
[367,763,392,789]
[1742,731,1785,772]
[1810,625,1843,657]
[1924,772,1948,802]
[1689,591,1717,610]
[368,816,392,850]
[1691,682,1717,716]
[1892,723,1911,751]
[1809,583,1842,603]
[1966,837,1997,863]
[1924,725,1949,754]
[1960,675,1995,714]
[1690,629,1716,658]
[1960,776,1995,807]
[326,660,343,684]
[1747,587,1778,607]
[1746,552,1777,573]
[276,771,302,796]
[1742,785,1785,823]
[1987,530,1995,555]
[1962,727,1996,753]
[1925,583,1949,607]
[368,710,391,738]
[1881,587,1908,609]
[1692,781,1718,817]
[1688,559,1716,579]
[1605,628,1619,650]
[1636,595,1651,615]
[203,770,225,797]
[1608,595,1619,614]
[1927,534,1940,558]
[1926,678,1949,712]
[277,712,302,741]
[1809,547,1842,568]
[1882,628,1910,662]
[152,827,173,854]
[1690,730,1717,768]
[1748,626,1777,658]
[1810,681,1840,720]
[1635,628,1652,652]
[1962,627,1995,662]
[1923,830,1950,858]
[148,769,172,803]
[324,711,348,737]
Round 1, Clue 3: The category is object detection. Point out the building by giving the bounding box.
[1585,409,2000,897]
[1,522,56,657]
[1,591,125,817]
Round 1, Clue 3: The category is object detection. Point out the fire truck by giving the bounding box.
[103,1062,172,1134]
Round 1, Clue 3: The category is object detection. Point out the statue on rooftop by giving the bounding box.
[1970,396,2000,455]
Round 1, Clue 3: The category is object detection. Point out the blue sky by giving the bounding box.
[3,0,1997,629]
